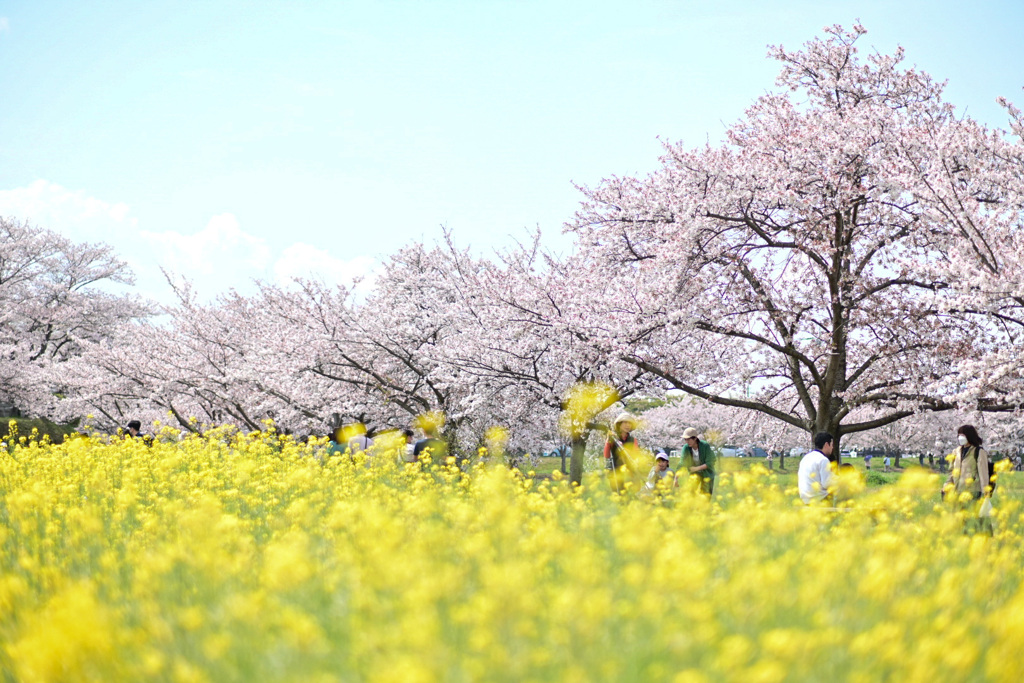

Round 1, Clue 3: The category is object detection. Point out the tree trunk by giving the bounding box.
[442,424,462,468]
[569,432,588,486]
[814,414,843,466]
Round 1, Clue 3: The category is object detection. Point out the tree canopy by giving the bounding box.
[564,24,1024,445]
[8,25,1024,457]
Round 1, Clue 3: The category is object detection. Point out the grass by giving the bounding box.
[0,417,78,444]
[518,454,1024,505]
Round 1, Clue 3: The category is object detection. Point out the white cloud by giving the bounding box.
[142,213,272,277]
[0,179,137,239]
[273,242,377,290]
[0,180,380,303]
[139,215,381,301]
[0,182,275,301]
[0,179,149,296]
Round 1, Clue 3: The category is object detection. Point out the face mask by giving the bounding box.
[958,435,968,446]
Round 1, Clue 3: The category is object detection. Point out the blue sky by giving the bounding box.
[1,0,1022,302]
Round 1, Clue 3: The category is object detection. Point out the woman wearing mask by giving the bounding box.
[945,425,992,528]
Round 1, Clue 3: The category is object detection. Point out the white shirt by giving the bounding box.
[798,450,834,504]
[348,434,373,454]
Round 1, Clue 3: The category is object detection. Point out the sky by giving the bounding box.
[0,0,1022,303]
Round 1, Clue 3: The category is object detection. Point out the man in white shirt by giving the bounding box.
[345,423,374,458]
[798,432,836,505]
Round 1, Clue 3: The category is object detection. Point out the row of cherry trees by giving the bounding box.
[53,238,647,474]
[7,25,1024,470]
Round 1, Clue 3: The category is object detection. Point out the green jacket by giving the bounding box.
[680,440,717,494]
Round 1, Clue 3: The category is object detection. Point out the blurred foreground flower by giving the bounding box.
[559,381,619,438]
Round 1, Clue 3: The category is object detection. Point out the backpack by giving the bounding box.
[985,449,998,493]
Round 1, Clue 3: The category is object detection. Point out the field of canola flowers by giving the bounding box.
[2,428,1024,683]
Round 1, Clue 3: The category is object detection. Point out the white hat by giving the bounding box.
[682,427,699,440]
[655,450,670,461]
[613,412,637,429]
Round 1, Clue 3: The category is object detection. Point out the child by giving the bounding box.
[642,450,675,496]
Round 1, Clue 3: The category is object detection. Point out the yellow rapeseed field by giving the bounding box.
[1,427,1023,682]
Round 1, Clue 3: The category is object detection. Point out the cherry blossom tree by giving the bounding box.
[840,407,1024,467]
[565,24,1024,456]
[453,235,657,482]
[60,272,347,434]
[291,243,485,447]
[227,242,526,453]
[0,217,151,418]
[922,95,1024,410]
[64,240,572,447]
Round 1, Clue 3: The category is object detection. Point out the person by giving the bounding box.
[345,422,374,457]
[798,432,836,505]
[766,450,774,471]
[326,427,348,458]
[402,428,416,463]
[883,454,891,472]
[413,425,448,463]
[124,419,155,446]
[641,449,675,496]
[677,427,716,496]
[945,424,991,507]
[835,462,863,504]
[864,452,872,470]
[603,413,642,493]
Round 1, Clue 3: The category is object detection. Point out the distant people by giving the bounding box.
[642,449,675,496]
[766,450,774,471]
[864,452,872,470]
[413,425,448,463]
[798,432,836,505]
[604,413,642,493]
[883,455,891,472]
[678,427,716,496]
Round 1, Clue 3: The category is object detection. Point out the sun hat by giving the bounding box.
[613,412,636,429]
[655,450,670,461]
[682,427,699,440]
